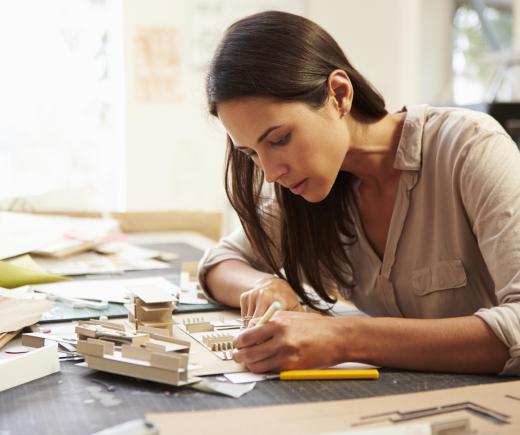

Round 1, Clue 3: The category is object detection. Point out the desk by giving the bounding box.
[0,237,517,435]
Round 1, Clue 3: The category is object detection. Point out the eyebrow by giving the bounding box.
[257,125,282,144]
[232,125,283,150]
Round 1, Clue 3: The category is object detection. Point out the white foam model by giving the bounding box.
[0,343,60,392]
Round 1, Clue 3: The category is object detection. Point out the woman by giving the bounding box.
[198,11,520,375]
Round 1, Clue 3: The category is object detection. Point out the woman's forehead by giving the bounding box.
[217,98,312,145]
[218,97,297,119]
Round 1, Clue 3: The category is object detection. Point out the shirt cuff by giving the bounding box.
[474,303,520,376]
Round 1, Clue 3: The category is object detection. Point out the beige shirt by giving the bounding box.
[198,105,520,375]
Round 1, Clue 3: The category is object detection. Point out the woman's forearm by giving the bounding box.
[339,315,509,374]
[205,259,273,307]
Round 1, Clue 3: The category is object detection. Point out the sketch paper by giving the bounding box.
[33,277,179,304]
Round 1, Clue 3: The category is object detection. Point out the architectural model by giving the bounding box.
[75,319,197,386]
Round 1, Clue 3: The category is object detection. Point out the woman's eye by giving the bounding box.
[269,132,291,146]
[237,148,257,159]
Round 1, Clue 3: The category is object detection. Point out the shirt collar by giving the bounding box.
[393,105,427,171]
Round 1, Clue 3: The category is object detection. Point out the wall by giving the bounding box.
[121,0,455,233]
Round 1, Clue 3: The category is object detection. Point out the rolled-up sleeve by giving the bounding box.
[460,131,520,374]
[197,201,282,301]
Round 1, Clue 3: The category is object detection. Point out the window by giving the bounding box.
[453,0,515,104]
[0,0,124,210]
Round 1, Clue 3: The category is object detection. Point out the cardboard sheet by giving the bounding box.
[148,380,520,434]
[0,296,54,333]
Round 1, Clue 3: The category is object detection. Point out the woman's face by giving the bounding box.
[218,97,350,203]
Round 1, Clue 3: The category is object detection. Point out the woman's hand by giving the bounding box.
[232,311,345,373]
[240,276,303,325]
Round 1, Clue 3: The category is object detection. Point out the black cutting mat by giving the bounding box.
[1,241,517,434]
[0,361,516,435]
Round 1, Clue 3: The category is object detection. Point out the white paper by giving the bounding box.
[224,372,270,383]
[32,276,178,304]
[191,378,256,398]
[330,362,379,370]
[178,272,208,305]
[178,294,209,305]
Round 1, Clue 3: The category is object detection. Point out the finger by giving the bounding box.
[251,293,271,321]
[248,317,260,328]
[245,351,286,374]
[251,307,285,327]
[233,322,277,349]
[246,290,259,323]
[232,334,278,365]
[240,291,250,321]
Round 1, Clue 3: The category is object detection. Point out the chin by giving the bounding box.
[301,190,330,203]
[297,179,334,203]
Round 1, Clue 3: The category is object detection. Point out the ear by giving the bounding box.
[326,70,353,117]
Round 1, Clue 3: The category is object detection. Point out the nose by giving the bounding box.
[259,152,288,183]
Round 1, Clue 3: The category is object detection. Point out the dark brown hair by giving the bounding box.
[206,11,387,310]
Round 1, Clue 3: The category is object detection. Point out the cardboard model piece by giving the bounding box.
[126,285,176,336]
[75,319,198,386]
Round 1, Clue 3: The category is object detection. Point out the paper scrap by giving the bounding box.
[190,378,256,398]
[224,372,269,384]
[178,272,207,305]
[0,255,68,288]
[178,294,208,305]
[0,296,54,333]
[331,362,379,370]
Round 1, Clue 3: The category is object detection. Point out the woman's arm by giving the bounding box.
[233,312,509,374]
[344,315,508,373]
[205,259,273,307]
[206,260,304,318]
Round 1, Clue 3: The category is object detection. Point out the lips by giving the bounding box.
[289,178,307,195]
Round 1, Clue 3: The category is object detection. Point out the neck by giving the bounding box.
[341,112,406,192]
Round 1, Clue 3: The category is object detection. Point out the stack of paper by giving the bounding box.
[0,211,119,260]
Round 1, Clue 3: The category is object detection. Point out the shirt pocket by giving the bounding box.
[411,259,467,296]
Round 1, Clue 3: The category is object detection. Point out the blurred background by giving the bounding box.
[0,0,518,233]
